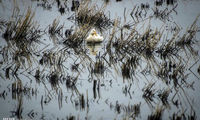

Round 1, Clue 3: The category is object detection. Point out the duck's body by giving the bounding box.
[86,29,103,43]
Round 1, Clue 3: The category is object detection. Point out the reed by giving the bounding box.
[3,8,41,47]
[148,106,164,120]
[48,18,63,36]
[75,0,112,31]
[2,8,42,70]
[63,24,89,48]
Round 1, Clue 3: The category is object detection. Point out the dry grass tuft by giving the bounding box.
[75,0,112,31]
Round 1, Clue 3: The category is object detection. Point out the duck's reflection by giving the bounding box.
[86,42,102,56]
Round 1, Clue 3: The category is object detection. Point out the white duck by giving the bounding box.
[86,29,104,43]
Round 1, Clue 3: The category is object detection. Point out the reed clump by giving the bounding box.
[65,75,78,89]
[158,89,170,106]
[75,1,112,31]
[176,15,199,57]
[142,83,156,101]
[39,51,57,66]
[93,60,104,75]
[48,72,60,89]
[63,25,89,49]
[39,50,66,74]
[148,106,164,120]
[1,8,41,69]
[123,103,141,118]
[171,110,196,120]
[156,40,178,60]
[121,62,131,79]
[3,8,41,49]
[48,18,63,36]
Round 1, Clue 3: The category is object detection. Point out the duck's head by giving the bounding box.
[91,29,97,36]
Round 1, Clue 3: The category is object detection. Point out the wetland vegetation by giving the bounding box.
[0,0,200,120]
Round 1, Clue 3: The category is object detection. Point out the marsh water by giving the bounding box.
[0,0,200,120]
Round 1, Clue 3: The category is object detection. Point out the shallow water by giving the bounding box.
[0,0,200,120]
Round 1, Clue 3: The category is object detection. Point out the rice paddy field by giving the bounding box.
[0,0,200,120]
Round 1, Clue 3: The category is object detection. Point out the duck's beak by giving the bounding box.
[91,31,97,36]
[91,30,97,36]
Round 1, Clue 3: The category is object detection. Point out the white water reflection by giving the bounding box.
[87,43,102,56]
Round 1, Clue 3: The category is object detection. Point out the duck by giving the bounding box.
[86,29,104,43]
